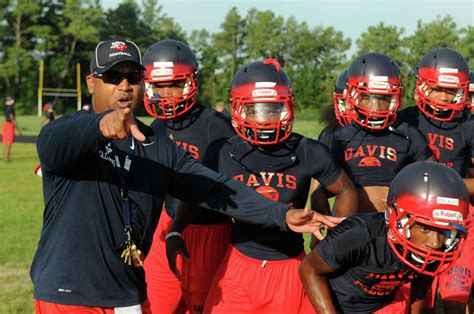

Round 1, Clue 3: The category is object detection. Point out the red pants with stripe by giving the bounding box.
[144,210,231,314]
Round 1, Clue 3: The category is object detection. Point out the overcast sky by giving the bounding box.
[102,0,473,48]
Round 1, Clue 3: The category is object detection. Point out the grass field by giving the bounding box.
[0,115,322,313]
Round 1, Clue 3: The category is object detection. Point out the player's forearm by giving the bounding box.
[169,202,202,233]
[332,181,358,217]
[310,186,332,216]
[299,261,338,313]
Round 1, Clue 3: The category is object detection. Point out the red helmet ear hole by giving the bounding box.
[264,58,281,71]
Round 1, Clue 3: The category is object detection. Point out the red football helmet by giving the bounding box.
[415,48,469,121]
[386,162,469,276]
[333,70,352,126]
[346,53,402,130]
[143,39,199,119]
[230,59,295,145]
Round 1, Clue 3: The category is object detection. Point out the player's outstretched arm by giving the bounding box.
[299,246,338,313]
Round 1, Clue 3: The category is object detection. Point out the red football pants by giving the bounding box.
[204,246,306,314]
[144,210,231,314]
[35,299,151,313]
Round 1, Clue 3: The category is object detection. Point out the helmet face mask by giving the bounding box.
[143,40,199,120]
[345,53,402,131]
[415,48,469,121]
[230,59,295,145]
[386,162,469,276]
[466,71,474,112]
[347,83,401,130]
[333,70,352,126]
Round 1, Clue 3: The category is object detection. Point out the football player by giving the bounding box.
[300,161,469,314]
[396,47,474,314]
[331,52,435,213]
[141,39,235,314]
[311,70,352,217]
[201,59,357,313]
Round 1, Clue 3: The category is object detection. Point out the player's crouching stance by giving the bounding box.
[300,161,469,314]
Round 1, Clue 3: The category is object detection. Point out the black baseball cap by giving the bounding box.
[90,39,145,74]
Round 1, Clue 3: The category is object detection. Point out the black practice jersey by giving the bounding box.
[332,122,433,187]
[397,106,474,177]
[151,104,235,224]
[32,110,290,307]
[317,213,418,313]
[217,133,342,260]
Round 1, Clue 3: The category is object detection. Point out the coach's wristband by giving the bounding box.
[165,232,182,240]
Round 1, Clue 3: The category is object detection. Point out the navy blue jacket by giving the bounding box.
[31,110,290,307]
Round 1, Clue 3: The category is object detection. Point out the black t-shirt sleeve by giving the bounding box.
[317,217,369,270]
[161,137,289,230]
[306,139,342,187]
[405,124,433,161]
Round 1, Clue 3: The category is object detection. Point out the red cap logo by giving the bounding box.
[110,41,128,52]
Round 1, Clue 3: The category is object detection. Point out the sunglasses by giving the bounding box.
[93,70,144,85]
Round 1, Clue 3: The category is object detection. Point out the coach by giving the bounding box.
[30,39,340,313]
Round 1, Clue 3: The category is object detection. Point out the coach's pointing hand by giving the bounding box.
[99,108,146,141]
[285,208,345,239]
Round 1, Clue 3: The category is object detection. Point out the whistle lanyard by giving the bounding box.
[116,138,135,233]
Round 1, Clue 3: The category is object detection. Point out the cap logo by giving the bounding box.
[433,209,463,222]
[110,41,128,52]
[436,197,459,206]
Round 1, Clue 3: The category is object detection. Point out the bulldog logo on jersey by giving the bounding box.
[358,156,382,167]
[256,186,280,201]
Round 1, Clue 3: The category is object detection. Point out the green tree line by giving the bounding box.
[1,0,472,118]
